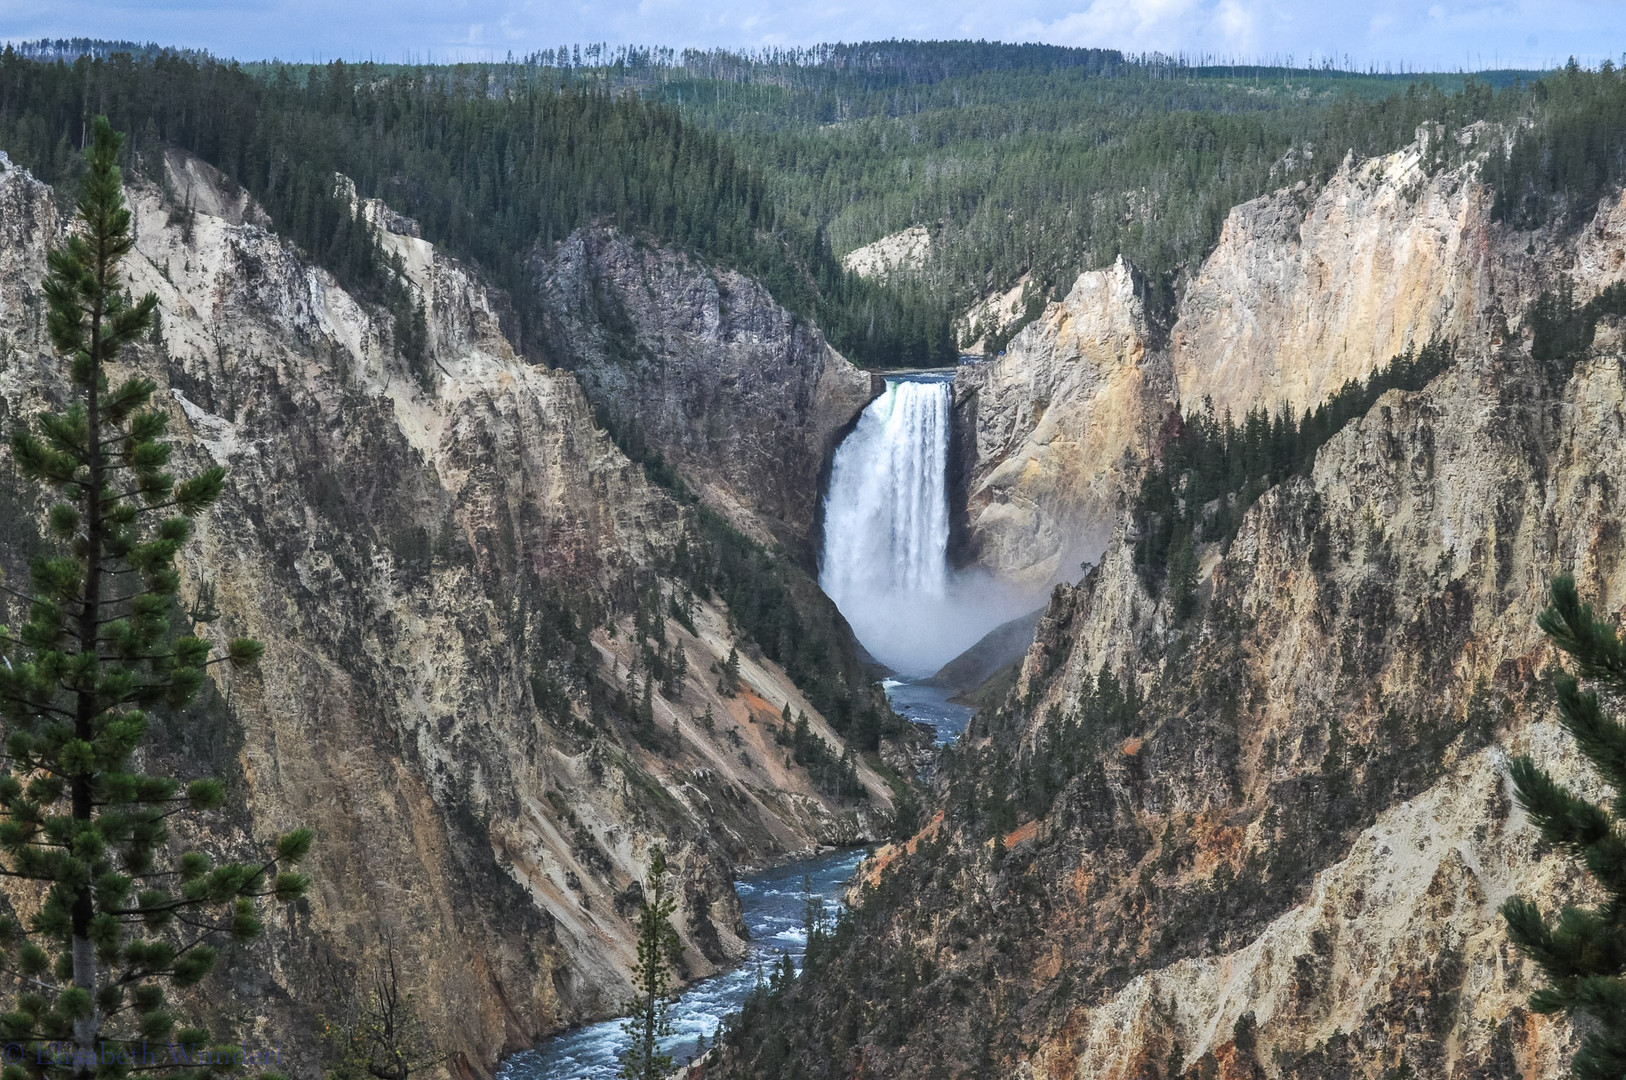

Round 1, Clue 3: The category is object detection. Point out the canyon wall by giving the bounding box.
[952,135,1618,587]
[532,227,878,556]
[1171,140,1496,418]
[951,257,1171,587]
[0,150,894,1077]
[715,331,1626,1080]
[708,136,1626,1079]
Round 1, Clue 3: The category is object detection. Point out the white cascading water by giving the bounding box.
[820,377,959,676]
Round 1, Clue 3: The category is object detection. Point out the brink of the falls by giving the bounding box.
[821,374,1030,676]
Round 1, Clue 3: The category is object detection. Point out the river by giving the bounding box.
[499,849,863,1080]
[504,373,984,1079]
[883,678,974,744]
[502,680,973,1080]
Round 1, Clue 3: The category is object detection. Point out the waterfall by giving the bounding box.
[820,377,955,675]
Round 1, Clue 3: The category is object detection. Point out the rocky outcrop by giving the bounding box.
[991,346,1621,1079]
[532,227,877,556]
[1172,143,1496,418]
[948,136,1615,589]
[957,272,1032,354]
[0,152,894,1077]
[841,225,932,280]
[929,607,1045,698]
[1573,186,1626,290]
[951,257,1172,585]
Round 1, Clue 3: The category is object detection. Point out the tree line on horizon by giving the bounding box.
[0,48,957,368]
[2,43,1622,366]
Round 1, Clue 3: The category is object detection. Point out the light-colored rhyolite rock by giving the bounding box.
[1012,347,1626,1079]
[840,225,932,280]
[1170,143,1493,419]
[954,134,1621,587]
[951,257,1170,587]
[957,273,1033,354]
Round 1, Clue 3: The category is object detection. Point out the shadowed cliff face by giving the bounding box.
[706,140,1626,1079]
[0,151,895,1078]
[531,227,879,559]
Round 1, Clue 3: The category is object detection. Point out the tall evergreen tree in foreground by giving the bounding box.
[0,117,310,1079]
[619,847,684,1080]
[1502,575,1626,1079]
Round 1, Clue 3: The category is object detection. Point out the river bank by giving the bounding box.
[498,848,866,1080]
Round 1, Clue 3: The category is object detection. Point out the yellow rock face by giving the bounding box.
[955,256,1173,587]
[957,134,1626,591]
[1173,145,1492,419]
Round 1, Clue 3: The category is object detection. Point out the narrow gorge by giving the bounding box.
[3,42,1625,1080]
[704,131,1626,1080]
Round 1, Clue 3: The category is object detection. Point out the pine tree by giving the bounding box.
[1501,575,1626,1079]
[800,872,825,962]
[1167,532,1199,621]
[669,643,687,699]
[619,847,684,1080]
[638,676,655,727]
[716,647,740,697]
[0,117,311,1079]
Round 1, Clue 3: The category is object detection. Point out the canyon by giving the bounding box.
[704,133,1626,1079]
[0,147,899,1078]
[2,88,1623,1080]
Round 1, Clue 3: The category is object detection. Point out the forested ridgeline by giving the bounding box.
[583,48,1622,347]
[581,51,1511,330]
[2,44,1621,366]
[662,70,1519,325]
[0,47,955,367]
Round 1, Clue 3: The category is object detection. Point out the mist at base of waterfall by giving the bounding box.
[850,572,1044,678]
[820,375,1042,678]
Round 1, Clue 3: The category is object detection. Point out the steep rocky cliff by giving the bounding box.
[952,136,1626,587]
[1171,139,1496,418]
[707,140,1626,1079]
[950,257,1171,587]
[0,150,896,1076]
[531,227,877,557]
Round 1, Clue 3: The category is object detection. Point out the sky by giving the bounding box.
[3,0,1624,71]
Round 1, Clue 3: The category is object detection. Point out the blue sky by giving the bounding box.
[4,0,1623,70]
